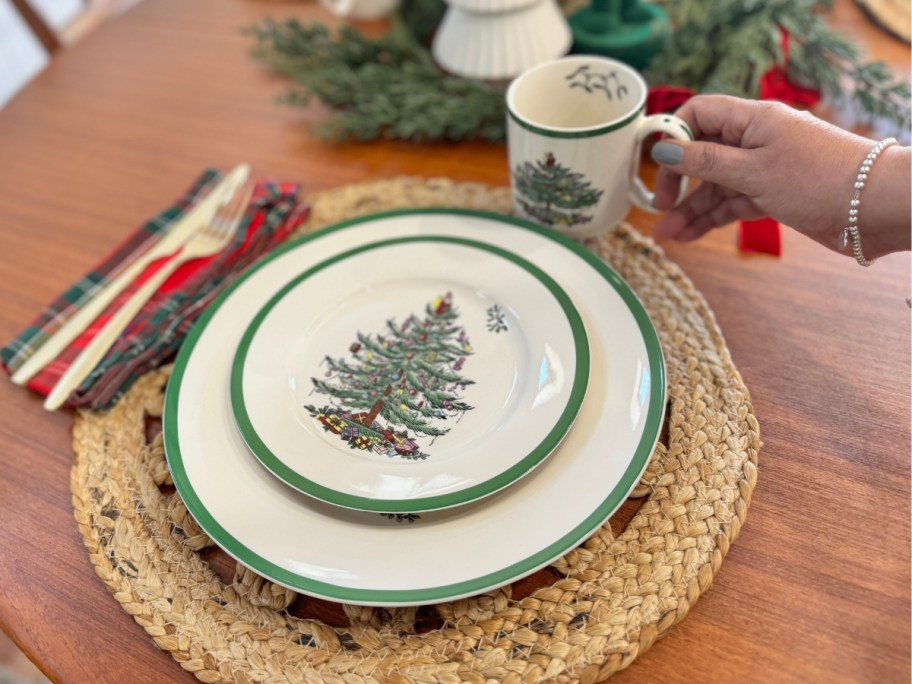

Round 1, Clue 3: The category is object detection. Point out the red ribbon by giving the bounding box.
[759,27,823,107]
[646,85,696,116]
[738,217,782,256]
[647,27,821,256]
[741,27,820,255]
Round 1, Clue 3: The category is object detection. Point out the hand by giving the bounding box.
[651,95,911,258]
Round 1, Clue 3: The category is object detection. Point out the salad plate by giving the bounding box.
[231,236,590,512]
[164,209,665,607]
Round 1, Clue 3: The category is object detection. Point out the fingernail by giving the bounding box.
[652,141,684,165]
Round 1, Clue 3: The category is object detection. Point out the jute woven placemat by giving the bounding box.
[855,0,911,43]
[71,177,759,683]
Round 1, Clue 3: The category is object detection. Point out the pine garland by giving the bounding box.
[247,19,505,142]
[644,0,911,130]
[248,0,910,142]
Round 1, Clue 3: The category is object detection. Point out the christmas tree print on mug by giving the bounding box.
[304,292,476,461]
[513,152,604,227]
[506,55,693,239]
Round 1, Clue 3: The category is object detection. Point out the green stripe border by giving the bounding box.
[164,208,667,605]
[230,235,591,513]
[507,103,645,138]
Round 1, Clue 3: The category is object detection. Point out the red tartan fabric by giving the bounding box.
[14,175,308,408]
[1,172,217,376]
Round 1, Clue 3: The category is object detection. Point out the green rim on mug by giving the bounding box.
[507,104,647,139]
[505,55,651,139]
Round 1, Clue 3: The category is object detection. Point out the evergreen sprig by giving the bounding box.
[644,0,911,131]
[249,2,909,142]
[247,18,506,142]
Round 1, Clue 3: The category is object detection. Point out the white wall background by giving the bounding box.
[0,0,51,108]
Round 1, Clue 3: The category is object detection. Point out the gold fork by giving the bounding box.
[11,164,250,386]
[43,183,254,411]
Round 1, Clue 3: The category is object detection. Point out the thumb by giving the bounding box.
[651,140,755,195]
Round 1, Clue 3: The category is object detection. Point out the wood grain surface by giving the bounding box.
[0,1,908,682]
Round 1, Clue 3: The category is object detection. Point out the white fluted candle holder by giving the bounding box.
[432,0,572,81]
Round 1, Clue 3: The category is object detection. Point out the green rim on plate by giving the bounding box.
[229,235,591,512]
[163,208,666,604]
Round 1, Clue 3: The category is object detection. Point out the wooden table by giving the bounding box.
[0,1,908,682]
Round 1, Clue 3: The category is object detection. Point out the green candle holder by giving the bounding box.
[568,0,671,70]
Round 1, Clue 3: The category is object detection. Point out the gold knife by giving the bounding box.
[11,163,250,386]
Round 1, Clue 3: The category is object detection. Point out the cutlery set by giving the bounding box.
[13,164,252,410]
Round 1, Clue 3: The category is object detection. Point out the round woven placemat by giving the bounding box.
[71,177,759,683]
[854,0,911,43]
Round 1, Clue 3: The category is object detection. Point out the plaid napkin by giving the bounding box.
[2,169,310,409]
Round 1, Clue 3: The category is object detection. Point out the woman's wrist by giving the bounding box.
[850,144,911,259]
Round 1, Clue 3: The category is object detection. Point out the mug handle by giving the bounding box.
[628,114,694,214]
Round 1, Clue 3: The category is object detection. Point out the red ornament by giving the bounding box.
[350,342,361,353]
[419,334,428,342]
[409,389,417,395]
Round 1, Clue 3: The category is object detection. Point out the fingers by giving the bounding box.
[672,94,761,146]
[677,195,764,240]
[653,183,721,240]
[651,94,776,208]
[652,167,682,211]
[651,138,757,197]
[653,183,763,241]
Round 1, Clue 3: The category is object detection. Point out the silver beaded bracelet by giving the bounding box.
[840,137,897,266]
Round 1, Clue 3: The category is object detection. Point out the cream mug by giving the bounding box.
[506,55,692,239]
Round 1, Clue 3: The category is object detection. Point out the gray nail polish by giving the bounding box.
[652,141,684,165]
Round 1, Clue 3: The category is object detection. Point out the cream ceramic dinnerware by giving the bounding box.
[164,209,665,607]
[506,55,692,239]
[231,236,589,513]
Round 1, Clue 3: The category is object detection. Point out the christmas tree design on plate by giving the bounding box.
[514,152,604,227]
[304,292,475,461]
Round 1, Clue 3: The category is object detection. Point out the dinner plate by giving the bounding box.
[231,236,589,512]
[164,209,665,607]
